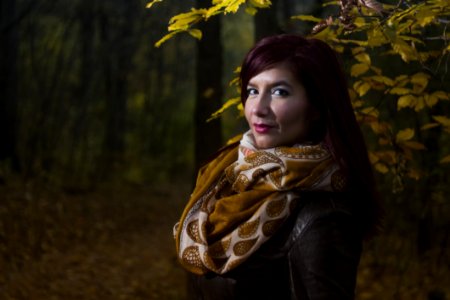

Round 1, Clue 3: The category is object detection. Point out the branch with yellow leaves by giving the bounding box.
[147,0,271,47]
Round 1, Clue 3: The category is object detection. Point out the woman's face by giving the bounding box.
[244,64,315,149]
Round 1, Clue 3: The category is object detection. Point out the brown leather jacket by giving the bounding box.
[187,192,363,300]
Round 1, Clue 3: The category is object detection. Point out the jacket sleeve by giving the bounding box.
[287,205,362,300]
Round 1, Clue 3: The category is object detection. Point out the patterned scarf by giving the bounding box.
[174,131,346,275]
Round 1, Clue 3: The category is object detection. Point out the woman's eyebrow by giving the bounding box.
[247,80,293,88]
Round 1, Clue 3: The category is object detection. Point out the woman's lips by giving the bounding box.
[253,123,273,134]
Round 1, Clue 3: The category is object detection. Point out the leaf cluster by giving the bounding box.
[149,0,450,190]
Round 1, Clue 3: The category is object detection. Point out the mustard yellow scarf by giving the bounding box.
[174,131,346,275]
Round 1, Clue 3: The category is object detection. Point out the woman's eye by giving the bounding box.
[247,88,258,96]
[272,88,289,97]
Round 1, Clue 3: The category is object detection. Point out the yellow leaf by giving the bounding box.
[389,87,411,95]
[245,6,258,15]
[351,63,370,77]
[224,0,246,13]
[367,28,388,47]
[370,121,389,134]
[411,72,429,92]
[357,82,371,96]
[432,115,450,127]
[361,106,379,118]
[333,39,368,46]
[355,52,371,65]
[394,74,409,87]
[368,151,379,164]
[249,0,271,8]
[403,141,426,150]
[431,91,449,100]
[420,123,439,130]
[416,8,436,27]
[146,0,162,9]
[440,155,450,164]
[332,44,344,53]
[354,17,367,28]
[291,15,322,22]
[397,94,417,110]
[207,97,241,121]
[396,128,415,143]
[370,66,382,75]
[351,47,366,55]
[155,31,178,48]
[424,93,438,107]
[370,75,394,86]
[188,29,202,40]
[168,9,206,31]
[391,39,418,62]
[375,163,389,174]
[414,96,425,111]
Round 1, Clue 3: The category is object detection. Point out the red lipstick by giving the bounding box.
[253,123,272,134]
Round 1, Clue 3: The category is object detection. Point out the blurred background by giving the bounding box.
[0,0,448,299]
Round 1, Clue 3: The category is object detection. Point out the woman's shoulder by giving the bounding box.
[286,191,362,248]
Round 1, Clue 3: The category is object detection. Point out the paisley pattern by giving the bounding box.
[175,131,345,275]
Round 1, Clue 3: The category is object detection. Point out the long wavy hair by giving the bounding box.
[240,34,382,237]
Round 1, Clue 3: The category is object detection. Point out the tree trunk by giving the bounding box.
[99,1,137,177]
[194,0,223,172]
[254,0,281,41]
[0,0,20,174]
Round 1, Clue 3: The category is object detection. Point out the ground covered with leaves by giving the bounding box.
[0,181,448,299]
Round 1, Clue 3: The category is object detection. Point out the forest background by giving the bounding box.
[0,0,449,299]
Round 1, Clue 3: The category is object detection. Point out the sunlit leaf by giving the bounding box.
[420,123,440,130]
[370,75,394,86]
[351,47,366,55]
[432,115,450,127]
[375,163,389,174]
[397,94,417,110]
[291,15,322,22]
[415,7,436,27]
[414,96,425,111]
[249,0,272,8]
[354,81,371,96]
[146,0,162,9]
[389,87,411,95]
[411,72,429,93]
[424,93,438,107]
[245,6,258,15]
[355,52,371,65]
[396,128,415,143]
[431,91,449,100]
[224,0,246,13]
[208,97,241,121]
[354,17,367,28]
[391,38,418,62]
[351,63,370,77]
[188,29,202,40]
[168,9,207,31]
[361,106,379,117]
[155,31,178,47]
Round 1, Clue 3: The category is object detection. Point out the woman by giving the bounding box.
[174,34,381,299]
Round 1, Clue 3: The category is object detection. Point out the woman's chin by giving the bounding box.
[253,136,279,149]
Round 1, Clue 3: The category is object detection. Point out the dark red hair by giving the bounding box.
[240,34,382,237]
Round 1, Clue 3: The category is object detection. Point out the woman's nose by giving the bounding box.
[252,93,270,116]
